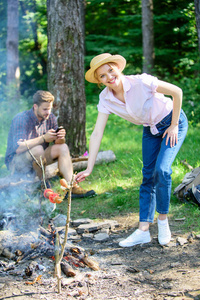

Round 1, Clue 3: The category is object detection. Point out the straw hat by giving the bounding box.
[85,53,126,83]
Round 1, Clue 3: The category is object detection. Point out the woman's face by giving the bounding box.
[95,63,122,88]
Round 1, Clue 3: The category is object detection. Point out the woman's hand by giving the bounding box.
[162,124,178,147]
[75,169,91,183]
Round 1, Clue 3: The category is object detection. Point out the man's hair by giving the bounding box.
[33,90,54,106]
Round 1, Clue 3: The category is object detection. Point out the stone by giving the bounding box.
[76,220,118,234]
[71,218,92,227]
[93,232,109,241]
[99,228,110,234]
[68,235,81,241]
[177,237,188,246]
[82,233,94,239]
[170,262,181,268]
[162,282,173,289]
[57,226,77,236]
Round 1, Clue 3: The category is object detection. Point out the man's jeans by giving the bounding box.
[139,110,188,223]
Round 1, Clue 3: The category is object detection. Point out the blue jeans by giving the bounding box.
[139,110,188,223]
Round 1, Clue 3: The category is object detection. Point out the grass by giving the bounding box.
[54,104,200,234]
[1,103,200,234]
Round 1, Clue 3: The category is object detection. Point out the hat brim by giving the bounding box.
[85,55,126,83]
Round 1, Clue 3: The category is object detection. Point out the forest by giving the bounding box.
[0,0,200,172]
[1,2,200,297]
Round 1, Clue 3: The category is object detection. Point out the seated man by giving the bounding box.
[5,90,95,199]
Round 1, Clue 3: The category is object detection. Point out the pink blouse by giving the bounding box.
[97,74,173,135]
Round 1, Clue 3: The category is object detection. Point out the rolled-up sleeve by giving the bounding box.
[97,101,111,114]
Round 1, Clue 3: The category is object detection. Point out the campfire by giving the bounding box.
[0,215,100,294]
[0,177,101,295]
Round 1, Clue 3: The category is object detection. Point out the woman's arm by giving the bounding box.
[76,112,109,182]
[157,80,183,147]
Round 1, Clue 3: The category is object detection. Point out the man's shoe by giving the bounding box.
[65,184,96,199]
[157,218,171,245]
[119,229,151,247]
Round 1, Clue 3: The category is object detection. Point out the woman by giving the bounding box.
[76,53,188,247]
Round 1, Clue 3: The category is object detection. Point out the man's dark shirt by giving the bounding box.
[5,108,57,168]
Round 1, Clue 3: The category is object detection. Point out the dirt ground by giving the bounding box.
[0,214,200,300]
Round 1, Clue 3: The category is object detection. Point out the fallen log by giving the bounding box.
[0,150,116,190]
[45,150,116,176]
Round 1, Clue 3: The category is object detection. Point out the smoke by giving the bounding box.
[0,178,55,235]
[0,0,7,99]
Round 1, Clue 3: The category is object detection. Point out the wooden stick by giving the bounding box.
[54,175,74,293]
[71,157,88,163]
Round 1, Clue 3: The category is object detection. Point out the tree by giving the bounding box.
[194,0,200,53]
[6,0,20,87]
[47,0,86,157]
[19,0,48,95]
[142,0,154,73]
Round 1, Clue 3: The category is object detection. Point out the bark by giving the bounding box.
[6,0,20,87]
[142,0,154,73]
[194,0,200,54]
[47,0,86,156]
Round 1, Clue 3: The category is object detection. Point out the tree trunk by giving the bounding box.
[6,0,20,87]
[47,0,86,157]
[142,0,154,73]
[194,0,200,54]
[20,0,47,78]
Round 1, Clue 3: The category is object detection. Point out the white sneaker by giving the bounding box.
[119,229,151,247]
[157,218,171,245]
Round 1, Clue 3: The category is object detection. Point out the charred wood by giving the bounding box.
[61,261,76,277]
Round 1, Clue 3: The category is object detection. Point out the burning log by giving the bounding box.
[70,248,99,271]
[64,253,85,268]
[16,242,48,262]
[80,254,99,271]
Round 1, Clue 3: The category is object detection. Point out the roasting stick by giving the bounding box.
[54,175,74,293]
[40,156,47,190]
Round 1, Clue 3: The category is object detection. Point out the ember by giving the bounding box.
[0,216,100,282]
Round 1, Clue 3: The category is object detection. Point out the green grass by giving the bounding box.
[52,104,200,234]
[1,103,200,234]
